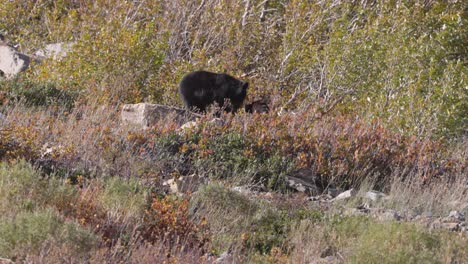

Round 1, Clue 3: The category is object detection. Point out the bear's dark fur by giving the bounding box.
[179,70,249,113]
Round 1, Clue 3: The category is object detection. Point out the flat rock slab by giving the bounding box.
[121,103,200,129]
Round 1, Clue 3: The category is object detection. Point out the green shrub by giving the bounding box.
[98,177,149,217]
[0,209,97,259]
[328,216,468,263]
[191,184,322,256]
[182,129,295,190]
[0,79,77,110]
[0,161,77,215]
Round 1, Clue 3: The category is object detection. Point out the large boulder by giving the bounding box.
[121,103,200,129]
[0,44,30,79]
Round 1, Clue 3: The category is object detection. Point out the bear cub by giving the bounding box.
[179,70,249,113]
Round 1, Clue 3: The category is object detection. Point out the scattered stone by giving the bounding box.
[363,190,387,202]
[441,222,460,232]
[179,121,198,131]
[34,42,74,60]
[377,209,402,222]
[162,174,205,195]
[208,117,224,127]
[332,189,357,202]
[285,175,320,195]
[327,187,342,198]
[215,251,233,264]
[0,44,30,79]
[421,211,433,218]
[285,168,322,195]
[121,103,200,129]
[447,210,465,222]
[178,118,225,134]
[430,218,463,232]
[232,186,251,195]
[344,207,369,216]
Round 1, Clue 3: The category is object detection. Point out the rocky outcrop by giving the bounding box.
[121,103,201,129]
[0,44,30,79]
[0,37,74,79]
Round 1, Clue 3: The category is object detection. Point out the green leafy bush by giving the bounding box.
[290,215,468,263]
[98,177,149,217]
[0,161,77,215]
[191,184,322,256]
[332,216,467,263]
[0,209,97,259]
[0,79,77,109]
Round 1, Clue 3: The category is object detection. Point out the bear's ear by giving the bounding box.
[243,82,249,90]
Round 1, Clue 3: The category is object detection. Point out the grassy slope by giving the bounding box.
[0,0,467,263]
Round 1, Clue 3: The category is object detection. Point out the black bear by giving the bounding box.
[179,70,249,113]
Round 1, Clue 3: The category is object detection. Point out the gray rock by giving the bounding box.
[421,211,433,218]
[231,186,251,195]
[344,207,369,216]
[179,121,198,131]
[448,210,465,221]
[332,189,357,202]
[178,118,224,134]
[286,168,322,195]
[286,175,320,195]
[121,103,200,129]
[34,42,74,60]
[215,251,233,264]
[378,209,402,221]
[441,222,460,232]
[162,174,205,196]
[363,190,387,202]
[208,117,224,127]
[327,187,342,198]
[0,45,30,79]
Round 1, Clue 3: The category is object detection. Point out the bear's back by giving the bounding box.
[179,71,218,91]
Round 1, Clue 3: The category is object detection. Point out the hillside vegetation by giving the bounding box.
[0,1,467,263]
